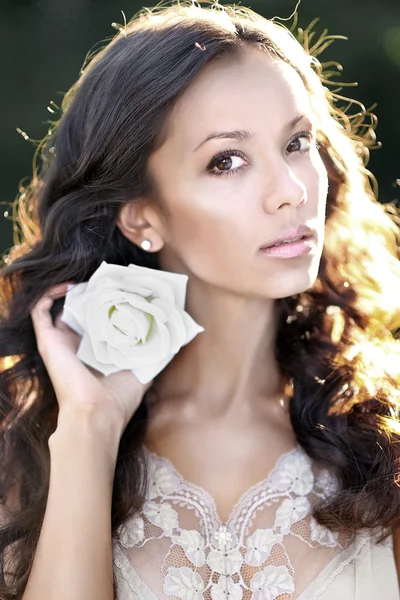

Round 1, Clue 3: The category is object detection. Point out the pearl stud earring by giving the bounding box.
[140,239,152,251]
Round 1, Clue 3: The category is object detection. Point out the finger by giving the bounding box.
[31,283,73,352]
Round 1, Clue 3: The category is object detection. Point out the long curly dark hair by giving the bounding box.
[1,1,400,597]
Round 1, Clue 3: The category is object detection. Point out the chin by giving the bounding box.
[266,264,320,300]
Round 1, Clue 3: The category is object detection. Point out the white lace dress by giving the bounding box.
[113,445,400,599]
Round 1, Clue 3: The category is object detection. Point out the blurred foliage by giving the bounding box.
[1,0,399,254]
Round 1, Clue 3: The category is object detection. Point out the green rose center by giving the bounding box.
[108,301,155,344]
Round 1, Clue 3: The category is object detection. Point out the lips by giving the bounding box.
[261,224,316,249]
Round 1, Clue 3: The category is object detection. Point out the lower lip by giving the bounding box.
[259,236,316,258]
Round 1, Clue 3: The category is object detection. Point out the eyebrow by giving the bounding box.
[193,114,311,152]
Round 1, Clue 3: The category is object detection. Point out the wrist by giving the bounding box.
[49,405,123,459]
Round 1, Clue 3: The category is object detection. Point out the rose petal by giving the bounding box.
[107,320,171,366]
[128,264,188,307]
[86,294,163,347]
[163,306,188,353]
[150,297,177,320]
[101,312,159,355]
[90,290,169,327]
[77,335,120,376]
[132,353,176,384]
[61,261,205,384]
[181,308,205,343]
[61,282,91,334]
[95,276,153,299]
[122,295,169,323]
[110,303,152,342]
[84,262,141,292]
[60,305,85,336]
[124,274,176,305]
[91,338,114,364]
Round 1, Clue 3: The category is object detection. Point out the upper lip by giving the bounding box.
[260,224,316,249]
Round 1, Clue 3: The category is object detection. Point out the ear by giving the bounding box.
[116,200,165,252]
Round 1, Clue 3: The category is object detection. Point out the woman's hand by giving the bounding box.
[30,282,152,436]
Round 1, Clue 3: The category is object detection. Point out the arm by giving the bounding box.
[393,528,400,588]
[21,283,150,600]
[22,409,121,600]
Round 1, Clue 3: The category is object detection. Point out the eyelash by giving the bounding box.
[206,130,319,178]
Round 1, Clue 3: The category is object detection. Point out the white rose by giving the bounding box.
[60,261,204,383]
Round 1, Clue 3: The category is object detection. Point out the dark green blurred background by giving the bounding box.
[1,0,399,256]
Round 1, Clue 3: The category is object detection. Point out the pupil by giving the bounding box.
[216,157,232,171]
[289,139,300,152]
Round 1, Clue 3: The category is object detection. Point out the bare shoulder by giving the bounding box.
[392,529,400,585]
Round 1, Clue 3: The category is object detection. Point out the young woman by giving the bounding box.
[1,2,400,598]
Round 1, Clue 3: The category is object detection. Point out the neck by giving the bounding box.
[151,275,288,419]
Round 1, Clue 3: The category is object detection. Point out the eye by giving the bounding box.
[206,149,248,177]
[286,130,317,154]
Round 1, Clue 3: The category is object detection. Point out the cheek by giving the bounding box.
[164,191,248,279]
[308,152,329,207]
[166,199,234,253]
[318,167,329,218]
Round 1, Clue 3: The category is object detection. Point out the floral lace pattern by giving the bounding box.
[113,446,357,599]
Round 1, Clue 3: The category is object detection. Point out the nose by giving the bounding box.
[261,160,307,214]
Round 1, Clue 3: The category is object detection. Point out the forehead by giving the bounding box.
[166,47,315,147]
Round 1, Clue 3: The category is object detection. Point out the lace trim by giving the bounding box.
[113,535,395,600]
[114,543,158,600]
[143,445,319,531]
[144,446,304,528]
[113,446,398,599]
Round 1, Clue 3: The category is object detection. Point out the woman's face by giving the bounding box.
[147,46,329,299]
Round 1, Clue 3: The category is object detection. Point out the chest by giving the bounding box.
[144,415,298,522]
[114,446,359,600]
